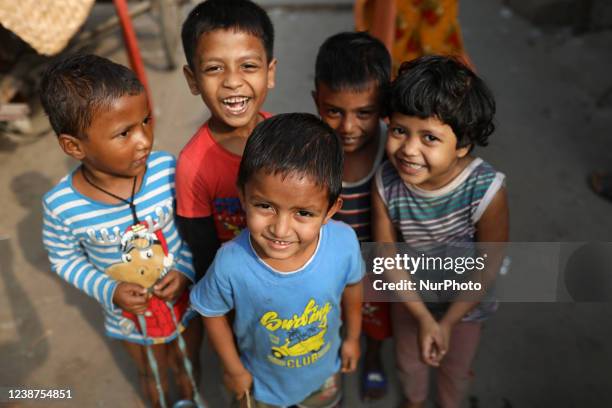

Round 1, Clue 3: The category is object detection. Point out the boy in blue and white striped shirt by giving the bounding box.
[40,54,202,407]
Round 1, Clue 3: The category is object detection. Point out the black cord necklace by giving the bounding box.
[81,167,140,225]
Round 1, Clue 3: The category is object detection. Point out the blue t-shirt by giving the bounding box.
[190,220,364,406]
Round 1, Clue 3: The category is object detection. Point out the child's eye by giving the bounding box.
[242,63,260,71]
[143,115,152,125]
[297,210,314,217]
[424,134,439,143]
[357,111,373,119]
[204,65,222,73]
[390,127,406,137]
[117,130,130,138]
[326,109,341,118]
[255,203,272,210]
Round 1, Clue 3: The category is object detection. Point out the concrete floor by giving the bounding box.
[1,0,612,407]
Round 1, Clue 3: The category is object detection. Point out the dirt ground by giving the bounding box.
[1,0,612,407]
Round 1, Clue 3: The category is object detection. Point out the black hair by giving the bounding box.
[315,31,391,92]
[389,55,496,148]
[237,113,343,208]
[181,0,274,70]
[39,54,144,139]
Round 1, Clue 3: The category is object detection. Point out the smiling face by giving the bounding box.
[77,92,153,179]
[386,113,470,190]
[240,170,341,272]
[184,29,276,135]
[313,81,381,154]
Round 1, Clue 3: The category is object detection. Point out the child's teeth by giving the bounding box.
[222,96,249,114]
[223,96,248,104]
[402,159,423,169]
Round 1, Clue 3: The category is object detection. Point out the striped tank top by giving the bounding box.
[375,157,505,321]
[334,123,387,241]
[376,157,505,245]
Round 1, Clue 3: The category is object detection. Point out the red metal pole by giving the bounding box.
[112,0,154,116]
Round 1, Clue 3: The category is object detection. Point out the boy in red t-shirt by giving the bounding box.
[176,0,276,281]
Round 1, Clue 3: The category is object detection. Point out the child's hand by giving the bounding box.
[438,320,453,355]
[224,368,253,400]
[152,270,189,303]
[341,338,360,373]
[113,282,148,314]
[417,315,447,367]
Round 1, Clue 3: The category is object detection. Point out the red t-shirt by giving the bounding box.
[176,113,271,243]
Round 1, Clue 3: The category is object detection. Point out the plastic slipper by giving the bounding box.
[361,370,387,401]
[173,400,197,408]
[589,171,612,201]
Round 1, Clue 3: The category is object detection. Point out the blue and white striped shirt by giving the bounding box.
[42,151,195,343]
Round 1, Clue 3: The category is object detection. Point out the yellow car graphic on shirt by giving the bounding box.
[271,327,327,359]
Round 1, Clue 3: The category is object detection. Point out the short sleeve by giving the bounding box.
[176,152,212,218]
[344,226,366,285]
[189,249,234,316]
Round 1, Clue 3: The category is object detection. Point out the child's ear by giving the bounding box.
[183,65,200,96]
[323,197,343,224]
[58,134,86,160]
[266,58,278,89]
[456,144,471,159]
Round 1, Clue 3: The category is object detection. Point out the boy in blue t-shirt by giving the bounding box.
[190,113,364,407]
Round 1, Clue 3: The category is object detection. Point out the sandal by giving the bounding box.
[589,171,612,201]
[173,400,197,408]
[361,370,388,401]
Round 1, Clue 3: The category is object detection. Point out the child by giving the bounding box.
[40,54,202,408]
[190,113,364,407]
[176,0,277,281]
[312,31,392,400]
[372,56,508,408]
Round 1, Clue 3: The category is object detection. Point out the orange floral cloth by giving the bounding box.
[355,0,467,74]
